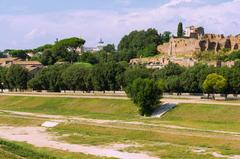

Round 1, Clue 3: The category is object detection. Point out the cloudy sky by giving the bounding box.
[0,0,239,50]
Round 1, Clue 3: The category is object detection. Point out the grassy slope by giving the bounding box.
[153,103,240,132]
[0,96,239,132]
[0,96,138,120]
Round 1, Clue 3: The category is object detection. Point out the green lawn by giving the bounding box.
[0,96,138,120]
[158,103,240,132]
[0,113,45,126]
[0,96,240,132]
[51,122,240,158]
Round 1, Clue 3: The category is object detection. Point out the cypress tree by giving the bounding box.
[177,22,183,37]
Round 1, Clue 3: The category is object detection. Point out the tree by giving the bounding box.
[160,31,171,44]
[8,50,28,60]
[53,37,85,63]
[34,44,53,53]
[103,44,116,53]
[126,78,163,116]
[123,66,152,87]
[28,64,69,92]
[0,67,8,91]
[228,68,240,95]
[62,64,92,92]
[92,62,125,93]
[202,73,227,99]
[118,28,162,58]
[181,64,215,93]
[79,52,99,64]
[177,22,184,37]
[6,65,29,91]
[40,49,56,65]
[164,76,183,95]
[153,62,185,80]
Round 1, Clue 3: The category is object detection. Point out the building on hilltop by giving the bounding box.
[83,39,106,53]
[185,26,205,38]
[158,25,240,57]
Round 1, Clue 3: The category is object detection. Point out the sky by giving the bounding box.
[0,0,239,50]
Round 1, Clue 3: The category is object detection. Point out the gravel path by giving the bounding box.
[0,126,158,159]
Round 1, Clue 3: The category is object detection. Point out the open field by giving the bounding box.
[0,95,240,159]
[0,139,105,159]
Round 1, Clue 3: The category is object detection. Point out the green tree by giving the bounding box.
[118,28,162,58]
[177,22,184,37]
[103,44,116,53]
[181,64,215,93]
[153,62,185,80]
[164,76,183,95]
[160,31,171,44]
[8,50,28,60]
[79,52,99,64]
[34,44,53,53]
[53,37,85,63]
[126,78,163,116]
[28,64,69,92]
[202,73,227,99]
[123,66,151,87]
[40,49,56,65]
[92,62,125,93]
[62,64,92,92]
[0,67,8,91]
[6,65,29,91]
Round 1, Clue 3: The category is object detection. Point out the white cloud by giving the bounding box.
[0,0,240,50]
[163,0,194,7]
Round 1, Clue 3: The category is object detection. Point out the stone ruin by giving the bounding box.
[157,26,240,57]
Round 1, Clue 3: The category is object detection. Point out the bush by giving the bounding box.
[126,78,163,116]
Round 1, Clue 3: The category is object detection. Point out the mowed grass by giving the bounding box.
[0,113,45,126]
[0,139,108,159]
[51,123,240,158]
[158,103,240,132]
[0,96,138,120]
[0,96,240,132]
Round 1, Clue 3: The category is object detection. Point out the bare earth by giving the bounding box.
[0,126,158,159]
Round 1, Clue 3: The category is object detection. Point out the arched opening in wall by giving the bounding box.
[215,43,221,52]
[234,44,239,50]
[208,42,216,51]
[199,40,207,51]
[225,39,231,49]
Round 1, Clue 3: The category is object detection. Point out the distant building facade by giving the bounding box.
[83,39,106,53]
[158,26,240,57]
[0,58,43,74]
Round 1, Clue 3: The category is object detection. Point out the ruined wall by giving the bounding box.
[157,34,240,57]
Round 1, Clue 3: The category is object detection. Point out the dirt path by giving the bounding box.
[1,109,240,137]
[0,126,158,159]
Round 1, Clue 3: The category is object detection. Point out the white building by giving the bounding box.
[83,39,106,53]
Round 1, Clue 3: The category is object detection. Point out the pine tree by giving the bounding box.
[177,22,183,37]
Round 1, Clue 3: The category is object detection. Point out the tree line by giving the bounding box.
[1,61,240,96]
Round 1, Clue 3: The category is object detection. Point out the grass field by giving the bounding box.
[0,96,240,158]
[151,103,240,132]
[0,139,105,159]
[0,96,239,132]
[0,96,138,120]
[51,122,240,158]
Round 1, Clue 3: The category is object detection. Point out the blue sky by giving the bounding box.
[0,0,239,50]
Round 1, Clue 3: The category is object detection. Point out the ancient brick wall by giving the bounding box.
[157,34,240,57]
